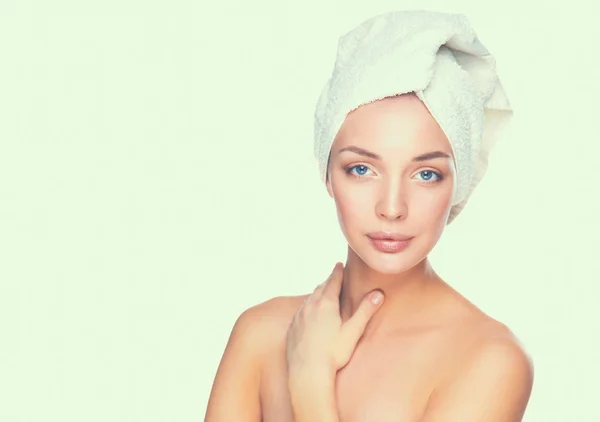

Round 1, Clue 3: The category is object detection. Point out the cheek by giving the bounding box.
[332,184,371,229]
[412,187,453,219]
[410,190,453,243]
[335,191,369,224]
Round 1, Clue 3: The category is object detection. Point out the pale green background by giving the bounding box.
[1,0,598,421]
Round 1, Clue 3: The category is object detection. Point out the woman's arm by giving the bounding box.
[204,307,265,422]
[419,339,534,422]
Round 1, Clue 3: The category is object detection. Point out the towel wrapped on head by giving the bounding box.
[314,10,513,224]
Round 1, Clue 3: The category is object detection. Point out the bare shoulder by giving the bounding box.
[242,294,308,329]
[450,306,534,383]
[422,315,534,422]
[443,287,534,379]
[204,294,308,421]
[462,318,533,381]
[216,293,308,370]
[234,294,310,353]
[252,294,309,318]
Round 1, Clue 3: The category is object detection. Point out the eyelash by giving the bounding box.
[344,164,444,184]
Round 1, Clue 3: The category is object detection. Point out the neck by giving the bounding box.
[339,249,445,338]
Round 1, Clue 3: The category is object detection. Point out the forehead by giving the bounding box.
[333,94,450,153]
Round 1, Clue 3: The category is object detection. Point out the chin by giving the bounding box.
[348,234,431,275]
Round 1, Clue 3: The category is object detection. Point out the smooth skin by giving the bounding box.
[204,94,534,422]
[286,263,385,422]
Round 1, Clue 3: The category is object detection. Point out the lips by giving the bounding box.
[367,235,412,253]
[367,231,413,241]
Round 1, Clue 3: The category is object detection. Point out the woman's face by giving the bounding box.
[326,93,456,274]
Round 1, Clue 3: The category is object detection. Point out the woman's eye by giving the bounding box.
[346,165,372,177]
[415,170,442,182]
[345,166,442,182]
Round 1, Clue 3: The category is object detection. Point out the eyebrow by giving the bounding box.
[338,146,452,162]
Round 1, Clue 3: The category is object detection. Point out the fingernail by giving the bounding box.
[371,291,384,305]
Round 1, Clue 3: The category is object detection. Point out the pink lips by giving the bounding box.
[368,231,413,241]
[367,231,413,253]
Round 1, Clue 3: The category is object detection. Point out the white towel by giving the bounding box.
[314,10,513,224]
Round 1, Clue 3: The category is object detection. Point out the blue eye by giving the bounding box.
[345,166,443,183]
[416,170,442,183]
[346,165,372,177]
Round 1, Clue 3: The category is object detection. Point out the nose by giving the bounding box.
[375,178,408,221]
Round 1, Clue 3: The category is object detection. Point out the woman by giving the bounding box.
[205,10,533,422]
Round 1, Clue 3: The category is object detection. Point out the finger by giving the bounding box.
[308,280,327,305]
[320,262,344,300]
[340,290,384,345]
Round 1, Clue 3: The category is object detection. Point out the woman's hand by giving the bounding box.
[285,262,385,378]
[285,262,385,421]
